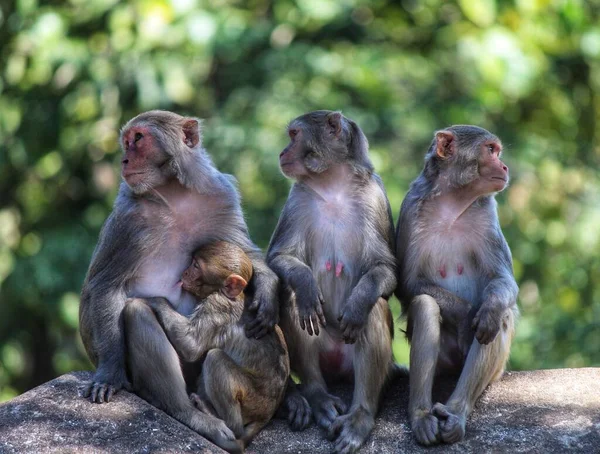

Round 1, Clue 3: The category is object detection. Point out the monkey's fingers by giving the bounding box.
[432,403,450,419]
[79,383,92,398]
[244,316,268,338]
[310,315,320,336]
[306,316,315,336]
[326,417,343,441]
[316,302,326,327]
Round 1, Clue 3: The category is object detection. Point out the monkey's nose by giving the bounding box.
[122,159,129,165]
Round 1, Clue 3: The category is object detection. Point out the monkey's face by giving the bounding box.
[120,125,172,194]
[475,139,509,194]
[280,112,351,179]
[181,257,222,300]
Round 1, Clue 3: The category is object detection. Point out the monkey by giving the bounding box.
[267,111,399,454]
[143,241,289,452]
[395,125,519,445]
[79,110,279,449]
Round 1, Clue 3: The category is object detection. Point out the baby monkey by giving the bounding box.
[147,241,289,452]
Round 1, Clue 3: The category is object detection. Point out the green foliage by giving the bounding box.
[0,0,598,400]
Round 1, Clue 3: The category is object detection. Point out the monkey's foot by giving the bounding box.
[327,406,374,454]
[283,389,312,431]
[79,370,131,404]
[411,408,441,446]
[185,410,241,454]
[308,391,347,430]
[432,403,466,444]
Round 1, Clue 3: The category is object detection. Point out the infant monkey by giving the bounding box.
[148,241,289,452]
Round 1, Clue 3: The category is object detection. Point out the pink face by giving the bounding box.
[279,126,309,178]
[477,140,509,193]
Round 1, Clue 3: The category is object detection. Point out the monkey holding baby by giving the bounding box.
[395,125,519,446]
[79,110,279,451]
[144,241,289,453]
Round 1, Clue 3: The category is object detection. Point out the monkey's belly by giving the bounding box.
[427,260,480,305]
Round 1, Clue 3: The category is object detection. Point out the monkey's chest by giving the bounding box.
[416,223,483,304]
[308,198,363,306]
[129,197,225,314]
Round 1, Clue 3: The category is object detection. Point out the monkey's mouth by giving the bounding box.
[491,177,507,182]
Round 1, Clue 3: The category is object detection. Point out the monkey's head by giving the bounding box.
[425,125,509,195]
[119,110,202,194]
[279,110,374,179]
[181,241,253,301]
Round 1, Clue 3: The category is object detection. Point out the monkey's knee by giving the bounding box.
[123,298,153,325]
[409,295,441,323]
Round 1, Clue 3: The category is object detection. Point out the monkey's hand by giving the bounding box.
[79,366,131,404]
[472,303,503,345]
[294,279,326,336]
[245,283,278,339]
[338,299,370,344]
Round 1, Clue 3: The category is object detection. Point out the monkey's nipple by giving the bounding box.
[335,262,343,277]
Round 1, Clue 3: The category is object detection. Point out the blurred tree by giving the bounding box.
[0,0,599,401]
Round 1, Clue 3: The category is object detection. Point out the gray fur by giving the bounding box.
[395,125,519,446]
[79,110,278,447]
[268,111,397,454]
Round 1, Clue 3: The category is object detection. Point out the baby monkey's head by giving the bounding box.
[181,241,253,300]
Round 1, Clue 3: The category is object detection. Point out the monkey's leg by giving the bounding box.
[327,298,392,454]
[123,299,241,453]
[408,295,442,446]
[433,308,516,444]
[201,348,250,439]
[202,347,276,449]
[280,302,347,432]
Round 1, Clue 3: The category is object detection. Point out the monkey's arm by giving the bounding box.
[79,210,139,402]
[243,246,280,339]
[339,261,396,343]
[267,205,325,336]
[473,231,518,344]
[146,298,214,362]
[340,183,397,343]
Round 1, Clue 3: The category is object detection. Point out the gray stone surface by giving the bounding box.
[0,371,224,453]
[1,369,599,453]
[251,368,600,453]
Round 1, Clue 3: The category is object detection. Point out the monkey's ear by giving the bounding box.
[327,112,344,138]
[435,130,455,159]
[223,274,247,299]
[182,119,200,148]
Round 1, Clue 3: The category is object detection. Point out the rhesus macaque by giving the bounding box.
[79,111,278,448]
[395,125,519,445]
[267,111,399,454]
[145,241,289,452]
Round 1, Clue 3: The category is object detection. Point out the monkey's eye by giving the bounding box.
[193,260,199,269]
[487,144,495,153]
[134,132,143,142]
[289,129,298,139]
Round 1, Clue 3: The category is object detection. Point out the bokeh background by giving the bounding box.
[1,0,599,402]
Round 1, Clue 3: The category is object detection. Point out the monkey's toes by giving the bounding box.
[329,408,374,454]
[287,394,312,431]
[312,393,347,430]
[432,403,465,444]
[412,413,440,446]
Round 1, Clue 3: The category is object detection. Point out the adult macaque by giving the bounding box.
[79,111,278,447]
[142,241,289,452]
[267,111,399,454]
[395,125,519,445]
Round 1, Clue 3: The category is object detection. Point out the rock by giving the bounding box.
[0,371,224,453]
[1,369,599,453]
